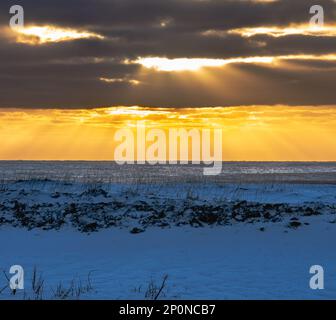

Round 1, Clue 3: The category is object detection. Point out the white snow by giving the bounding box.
[1,215,336,300]
[1,180,336,300]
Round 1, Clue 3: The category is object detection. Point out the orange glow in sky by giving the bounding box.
[1,106,336,161]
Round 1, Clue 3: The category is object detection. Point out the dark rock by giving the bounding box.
[130,227,145,234]
[288,221,302,229]
[82,222,98,233]
[198,213,219,225]
[303,207,320,216]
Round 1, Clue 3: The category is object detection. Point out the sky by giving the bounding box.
[0,0,336,160]
[2,106,336,161]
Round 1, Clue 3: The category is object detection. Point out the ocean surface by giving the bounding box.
[0,161,336,184]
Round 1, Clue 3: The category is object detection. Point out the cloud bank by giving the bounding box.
[0,0,336,107]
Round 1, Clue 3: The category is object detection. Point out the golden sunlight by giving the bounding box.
[1,106,336,161]
[227,24,336,38]
[133,57,275,71]
[133,55,336,72]
[99,78,141,85]
[11,25,104,45]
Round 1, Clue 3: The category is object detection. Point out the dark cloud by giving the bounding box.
[0,0,336,107]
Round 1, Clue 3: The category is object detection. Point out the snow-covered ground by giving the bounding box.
[1,220,336,300]
[1,181,336,300]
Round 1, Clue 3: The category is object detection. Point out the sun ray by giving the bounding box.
[132,54,336,72]
[10,25,104,45]
[227,24,336,38]
[1,106,336,161]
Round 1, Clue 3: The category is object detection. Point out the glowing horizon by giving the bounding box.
[1,106,336,161]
